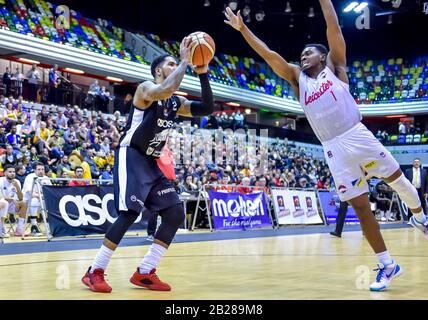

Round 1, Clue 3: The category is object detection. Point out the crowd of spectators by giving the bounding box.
[0,94,124,184]
[0,94,413,233]
[167,122,334,196]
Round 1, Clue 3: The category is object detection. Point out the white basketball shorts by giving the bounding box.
[322,122,399,201]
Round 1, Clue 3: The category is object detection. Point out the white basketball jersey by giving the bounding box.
[298,67,362,143]
[0,177,20,200]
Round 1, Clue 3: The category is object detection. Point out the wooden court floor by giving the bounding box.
[0,227,427,300]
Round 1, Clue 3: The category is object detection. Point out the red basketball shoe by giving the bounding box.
[130,268,171,291]
[82,267,112,293]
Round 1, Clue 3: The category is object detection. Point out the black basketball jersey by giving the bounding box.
[119,95,181,158]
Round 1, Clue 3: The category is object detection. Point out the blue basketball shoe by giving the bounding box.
[369,261,403,292]
[409,215,428,240]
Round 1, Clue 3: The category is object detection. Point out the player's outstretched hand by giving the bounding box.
[179,36,192,64]
[224,7,243,31]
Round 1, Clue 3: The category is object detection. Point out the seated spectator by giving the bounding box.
[30,113,42,133]
[0,165,27,237]
[90,135,101,152]
[63,136,78,156]
[55,110,68,129]
[15,164,26,186]
[99,165,113,182]
[33,121,50,153]
[46,131,65,159]
[4,102,18,123]
[0,125,7,148]
[297,177,310,189]
[29,146,40,166]
[100,137,110,155]
[16,115,32,145]
[215,174,234,192]
[254,176,270,194]
[22,162,52,236]
[241,164,251,177]
[56,155,71,176]
[237,176,252,194]
[46,167,57,180]
[317,176,327,189]
[68,166,89,186]
[6,125,21,151]
[1,145,19,166]
[39,147,57,167]
[179,174,198,194]
[83,147,100,178]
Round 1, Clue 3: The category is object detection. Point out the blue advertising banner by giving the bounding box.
[43,185,147,237]
[209,191,271,230]
[317,191,359,224]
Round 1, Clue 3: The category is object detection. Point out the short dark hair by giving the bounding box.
[3,164,15,172]
[150,54,172,78]
[33,161,44,170]
[75,166,84,172]
[304,43,328,55]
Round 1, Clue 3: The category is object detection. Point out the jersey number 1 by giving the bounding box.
[330,91,337,102]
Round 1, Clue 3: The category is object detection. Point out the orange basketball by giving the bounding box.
[188,31,215,67]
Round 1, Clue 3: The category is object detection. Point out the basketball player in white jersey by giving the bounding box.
[224,0,427,292]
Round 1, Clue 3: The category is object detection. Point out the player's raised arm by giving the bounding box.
[319,0,347,69]
[223,7,300,86]
[135,37,193,108]
[177,64,214,118]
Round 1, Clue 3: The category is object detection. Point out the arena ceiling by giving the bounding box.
[60,0,427,62]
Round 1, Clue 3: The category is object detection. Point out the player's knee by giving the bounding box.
[155,204,184,245]
[162,204,185,228]
[388,174,421,209]
[348,195,370,213]
[105,210,139,245]
[0,199,8,217]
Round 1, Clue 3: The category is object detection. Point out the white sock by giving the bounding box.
[139,243,167,274]
[376,250,393,266]
[18,218,25,229]
[90,245,114,273]
[413,211,427,224]
[30,218,37,226]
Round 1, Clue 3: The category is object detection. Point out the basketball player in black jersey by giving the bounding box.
[82,36,214,293]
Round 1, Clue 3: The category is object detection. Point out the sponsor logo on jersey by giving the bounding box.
[157,119,173,128]
[338,185,347,194]
[146,147,154,155]
[380,152,386,158]
[304,80,333,106]
[157,187,175,196]
[130,195,145,208]
[351,178,364,187]
[163,107,170,117]
[327,150,333,158]
[364,160,377,170]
